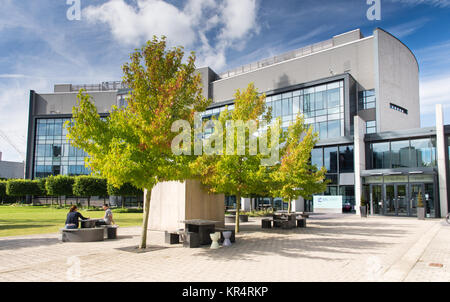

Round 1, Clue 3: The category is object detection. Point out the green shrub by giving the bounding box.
[107,182,143,208]
[46,175,74,196]
[0,181,6,203]
[46,175,75,206]
[241,209,274,217]
[6,179,42,203]
[112,207,143,213]
[107,182,142,197]
[73,176,108,207]
[36,178,48,196]
[0,181,6,197]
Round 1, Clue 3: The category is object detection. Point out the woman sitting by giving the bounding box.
[65,205,89,229]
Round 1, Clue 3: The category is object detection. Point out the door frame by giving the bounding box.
[383,183,410,216]
[369,184,384,215]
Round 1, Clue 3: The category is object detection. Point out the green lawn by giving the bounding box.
[0,205,143,237]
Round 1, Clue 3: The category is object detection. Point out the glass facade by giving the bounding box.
[369,138,437,169]
[358,89,376,110]
[34,118,90,179]
[366,120,376,134]
[309,144,355,212]
[265,81,345,139]
[201,80,345,140]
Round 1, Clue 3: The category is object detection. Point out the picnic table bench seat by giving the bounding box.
[61,228,104,242]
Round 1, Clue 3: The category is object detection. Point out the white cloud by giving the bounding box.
[389,0,450,7]
[83,0,260,71]
[420,74,450,115]
[387,18,429,39]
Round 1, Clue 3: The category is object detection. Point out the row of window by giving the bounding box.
[369,138,437,169]
[203,80,345,140]
[35,165,91,179]
[311,144,354,174]
[358,89,376,110]
[34,118,89,179]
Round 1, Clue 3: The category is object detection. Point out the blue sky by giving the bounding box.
[0,0,449,161]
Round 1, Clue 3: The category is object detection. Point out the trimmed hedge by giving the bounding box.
[6,179,43,200]
[0,181,6,197]
[46,175,74,197]
[73,176,107,207]
[107,182,142,197]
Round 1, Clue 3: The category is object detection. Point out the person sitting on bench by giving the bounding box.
[65,205,89,229]
[96,204,115,226]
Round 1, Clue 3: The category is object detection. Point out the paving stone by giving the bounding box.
[0,215,448,282]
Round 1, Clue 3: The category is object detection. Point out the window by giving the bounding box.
[311,148,323,168]
[371,142,390,169]
[324,146,338,173]
[339,145,354,173]
[34,118,90,179]
[366,120,376,134]
[410,138,436,167]
[389,103,408,114]
[391,140,410,168]
[369,138,437,170]
[358,90,376,110]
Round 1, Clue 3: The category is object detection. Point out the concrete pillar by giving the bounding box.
[354,116,366,215]
[241,198,251,211]
[291,197,305,212]
[436,104,448,218]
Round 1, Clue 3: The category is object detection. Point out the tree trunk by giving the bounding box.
[122,196,125,209]
[288,200,291,213]
[235,193,241,233]
[87,197,90,208]
[139,189,152,249]
[64,196,67,208]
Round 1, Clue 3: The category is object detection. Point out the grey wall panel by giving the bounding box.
[211,37,375,103]
[34,91,118,115]
[375,28,420,131]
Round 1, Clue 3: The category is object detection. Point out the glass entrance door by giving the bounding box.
[384,184,410,216]
[370,184,383,215]
[410,184,425,217]
[396,184,408,216]
[385,185,396,215]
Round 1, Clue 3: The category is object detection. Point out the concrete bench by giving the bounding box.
[61,228,104,242]
[165,230,183,244]
[225,214,249,223]
[296,218,307,228]
[261,218,272,229]
[99,225,119,239]
[181,232,200,248]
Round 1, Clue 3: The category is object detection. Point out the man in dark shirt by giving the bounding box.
[65,205,89,229]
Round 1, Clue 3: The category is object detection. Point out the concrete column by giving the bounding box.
[291,197,305,212]
[354,116,366,215]
[241,198,251,211]
[436,104,448,218]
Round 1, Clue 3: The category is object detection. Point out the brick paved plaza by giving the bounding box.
[0,214,449,282]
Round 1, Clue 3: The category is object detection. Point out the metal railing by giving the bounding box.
[219,39,334,79]
[71,81,128,92]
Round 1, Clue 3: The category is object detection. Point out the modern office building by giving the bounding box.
[25,28,450,217]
